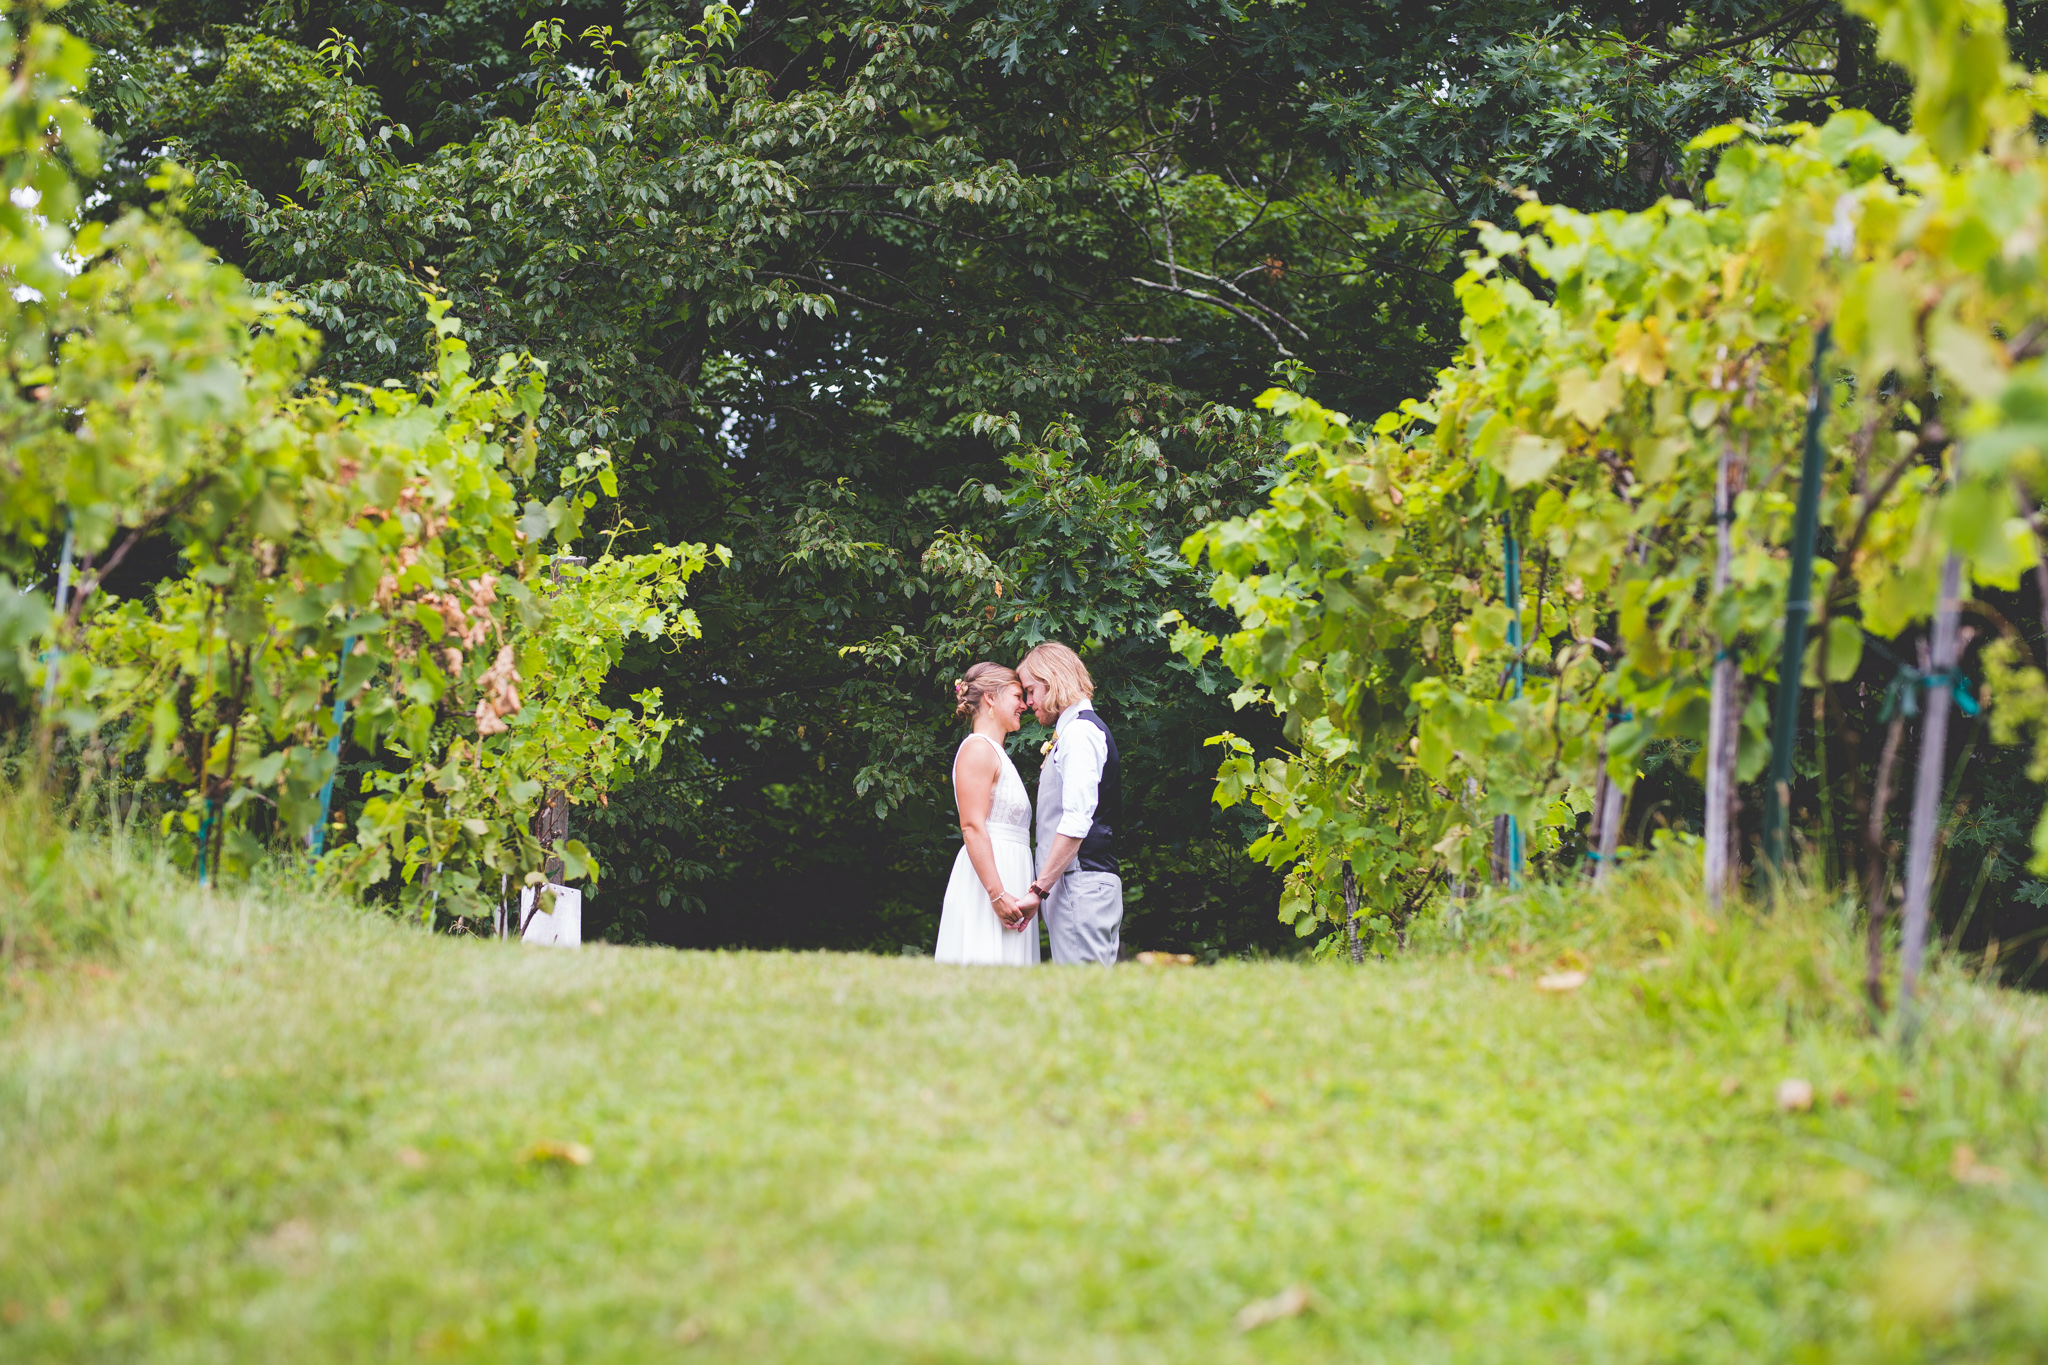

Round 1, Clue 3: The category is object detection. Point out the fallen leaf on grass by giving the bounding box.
[395,1146,429,1171]
[251,1219,320,1274]
[519,1140,592,1167]
[1776,1079,1814,1113]
[674,1318,707,1345]
[1135,951,1195,965]
[1535,970,1588,992]
[1718,1076,1743,1097]
[1235,1284,1311,1332]
[1490,964,1517,980]
[1951,1144,2009,1186]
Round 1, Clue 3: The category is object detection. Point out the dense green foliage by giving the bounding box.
[1175,0,2048,984]
[2,1,718,916]
[9,0,2048,956]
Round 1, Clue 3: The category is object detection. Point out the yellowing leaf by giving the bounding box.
[1555,366,1621,428]
[1841,261,1920,383]
[1927,311,2006,401]
[1234,1285,1311,1332]
[520,1140,592,1167]
[1612,318,1668,385]
[1504,434,1565,489]
[1950,1144,2010,1185]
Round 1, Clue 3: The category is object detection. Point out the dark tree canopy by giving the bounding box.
[56,0,2048,962]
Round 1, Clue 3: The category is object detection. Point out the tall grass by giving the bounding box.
[0,776,170,973]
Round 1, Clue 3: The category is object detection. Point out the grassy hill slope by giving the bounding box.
[2,827,2046,1362]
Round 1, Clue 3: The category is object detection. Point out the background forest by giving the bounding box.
[19,0,2048,965]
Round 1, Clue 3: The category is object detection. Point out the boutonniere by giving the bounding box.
[1040,736,1057,757]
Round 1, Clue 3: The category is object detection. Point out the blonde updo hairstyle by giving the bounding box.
[953,661,1021,721]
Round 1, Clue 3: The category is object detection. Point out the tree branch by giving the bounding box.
[1128,275,1295,356]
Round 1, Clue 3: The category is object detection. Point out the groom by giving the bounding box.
[1018,641,1124,965]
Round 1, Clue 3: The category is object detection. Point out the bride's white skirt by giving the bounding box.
[934,827,1041,966]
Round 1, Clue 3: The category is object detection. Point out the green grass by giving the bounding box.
[3,827,2047,1362]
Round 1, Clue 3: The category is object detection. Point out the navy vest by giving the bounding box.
[1075,710,1121,874]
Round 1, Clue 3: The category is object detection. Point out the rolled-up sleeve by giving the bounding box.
[1054,719,1107,840]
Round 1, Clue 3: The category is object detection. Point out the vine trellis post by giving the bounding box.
[1704,419,1748,908]
[1900,536,1966,1025]
[1343,859,1362,964]
[1763,326,1832,875]
[308,635,356,860]
[38,519,75,712]
[1492,515,1524,887]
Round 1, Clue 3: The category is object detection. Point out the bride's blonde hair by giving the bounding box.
[953,661,1020,720]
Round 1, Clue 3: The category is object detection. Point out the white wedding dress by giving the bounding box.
[934,733,1041,966]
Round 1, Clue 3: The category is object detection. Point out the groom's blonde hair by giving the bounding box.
[1018,641,1094,712]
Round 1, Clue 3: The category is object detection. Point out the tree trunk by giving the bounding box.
[1900,554,1964,1012]
[1585,740,1625,885]
[1594,773,1624,882]
[1585,766,1611,881]
[1705,427,1749,907]
[535,555,586,885]
[1864,710,1906,1011]
[537,789,569,883]
[1343,859,1363,964]
[38,522,74,712]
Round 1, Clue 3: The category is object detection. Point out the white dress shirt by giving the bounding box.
[1053,701,1109,841]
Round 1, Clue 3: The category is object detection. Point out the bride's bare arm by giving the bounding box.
[953,740,1020,926]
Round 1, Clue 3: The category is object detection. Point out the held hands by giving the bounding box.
[989,888,1041,932]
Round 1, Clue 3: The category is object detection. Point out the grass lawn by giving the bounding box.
[3,856,2047,1362]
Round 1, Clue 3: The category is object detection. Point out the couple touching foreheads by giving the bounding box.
[934,641,1123,967]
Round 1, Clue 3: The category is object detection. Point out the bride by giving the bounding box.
[933,662,1041,966]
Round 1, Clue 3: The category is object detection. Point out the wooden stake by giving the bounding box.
[535,555,587,883]
[1900,555,1964,1015]
[1704,424,1748,908]
[1343,859,1363,964]
[1764,327,1833,872]
[1593,770,1623,882]
[1863,711,1905,1011]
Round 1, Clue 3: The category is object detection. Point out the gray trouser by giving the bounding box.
[1044,870,1123,966]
